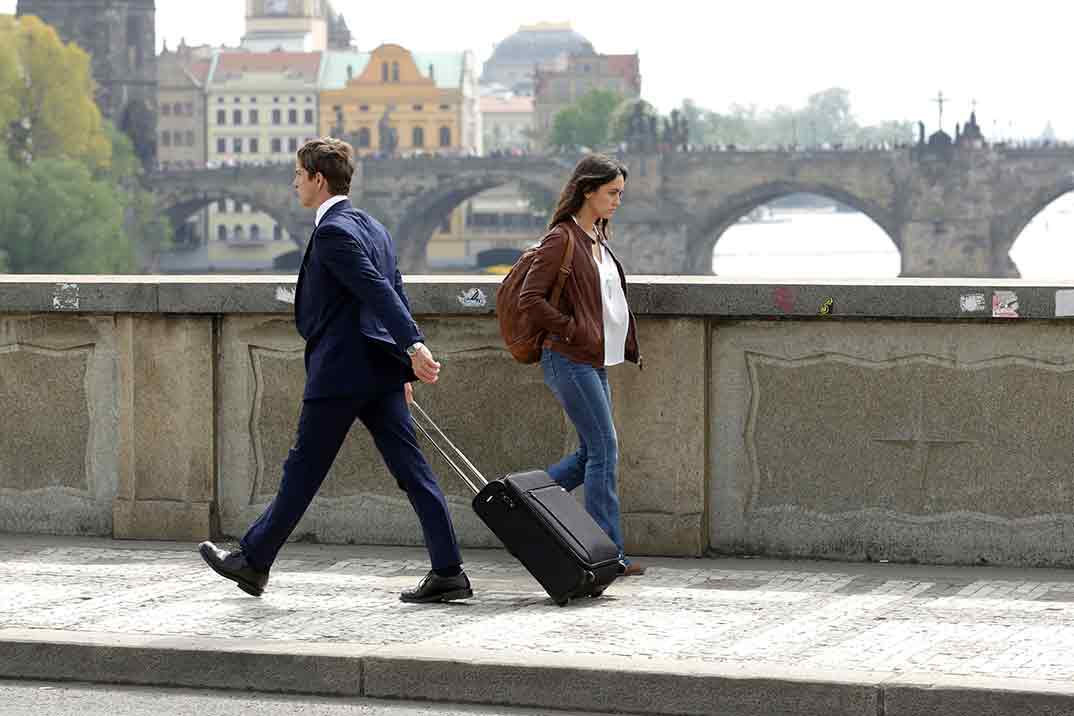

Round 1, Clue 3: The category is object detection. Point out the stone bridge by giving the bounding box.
[148,146,1074,276]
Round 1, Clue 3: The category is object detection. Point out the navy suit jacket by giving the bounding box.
[294,198,424,400]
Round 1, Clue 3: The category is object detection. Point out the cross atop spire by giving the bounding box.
[932,91,949,132]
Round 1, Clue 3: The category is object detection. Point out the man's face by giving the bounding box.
[293,162,321,208]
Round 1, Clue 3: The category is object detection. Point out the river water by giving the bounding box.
[712,195,1074,279]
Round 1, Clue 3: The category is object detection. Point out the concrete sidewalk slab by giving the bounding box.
[5,536,1074,715]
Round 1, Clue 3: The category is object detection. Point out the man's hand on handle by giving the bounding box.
[409,342,440,384]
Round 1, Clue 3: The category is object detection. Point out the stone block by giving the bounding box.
[113,316,214,541]
[0,315,118,535]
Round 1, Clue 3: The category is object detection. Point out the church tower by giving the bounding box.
[15,0,157,168]
[243,0,328,52]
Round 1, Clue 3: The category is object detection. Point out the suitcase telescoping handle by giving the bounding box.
[409,401,488,496]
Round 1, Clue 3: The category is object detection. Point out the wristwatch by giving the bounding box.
[405,342,424,357]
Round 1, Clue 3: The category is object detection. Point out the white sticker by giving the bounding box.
[457,288,487,308]
[959,293,987,312]
[275,287,296,304]
[52,283,79,310]
[1057,290,1074,317]
[992,290,1019,318]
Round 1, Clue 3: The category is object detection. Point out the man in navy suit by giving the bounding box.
[199,138,471,603]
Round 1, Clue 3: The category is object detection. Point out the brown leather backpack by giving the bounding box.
[496,230,576,364]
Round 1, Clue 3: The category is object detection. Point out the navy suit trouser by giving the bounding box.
[240,388,462,572]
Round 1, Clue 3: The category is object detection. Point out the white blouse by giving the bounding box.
[594,242,629,367]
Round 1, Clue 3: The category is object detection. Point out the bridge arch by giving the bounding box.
[160,188,306,249]
[685,181,902,275]
[392,173,561,271]
[1005,176,1074,278]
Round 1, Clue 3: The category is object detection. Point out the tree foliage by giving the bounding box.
[0,14,170,273]
[680,88,915,148]
[549,89,623,150]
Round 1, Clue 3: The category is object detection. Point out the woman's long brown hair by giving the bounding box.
[548,154,628,240]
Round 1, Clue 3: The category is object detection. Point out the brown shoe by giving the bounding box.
[622,562,647,576]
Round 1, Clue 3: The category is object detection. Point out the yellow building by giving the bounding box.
[320,45,481,267]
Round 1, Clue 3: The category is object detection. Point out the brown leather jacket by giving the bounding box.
[518,221,641,368]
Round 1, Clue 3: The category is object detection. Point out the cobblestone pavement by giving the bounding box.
[6,535,1074,683]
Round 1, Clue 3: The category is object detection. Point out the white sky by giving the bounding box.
[2,0,1070,139]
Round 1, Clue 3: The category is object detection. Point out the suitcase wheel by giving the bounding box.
[583,570,596,584]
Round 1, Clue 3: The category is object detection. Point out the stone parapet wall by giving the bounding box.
[3,276,1074,565]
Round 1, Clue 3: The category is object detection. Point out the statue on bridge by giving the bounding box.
[378,108,398,156]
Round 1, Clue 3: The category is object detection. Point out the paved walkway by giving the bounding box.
[5,535,1074,715]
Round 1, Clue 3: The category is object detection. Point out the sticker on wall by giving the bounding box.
[992,290,1019,318]
[959,293,988,313]
[458,288,488,308]
[52,283,79,310]
[773,287,796,313]
[275,286,296,304]
[1056,289,1074,318]
[818,297,834,316]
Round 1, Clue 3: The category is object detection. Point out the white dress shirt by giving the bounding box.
[314,195,348,227]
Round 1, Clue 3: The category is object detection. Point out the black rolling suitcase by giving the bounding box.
[411,402,625,606]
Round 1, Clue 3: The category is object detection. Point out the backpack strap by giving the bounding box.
[548,229,575,310]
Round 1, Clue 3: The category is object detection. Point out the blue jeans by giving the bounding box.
[541,348,625,557]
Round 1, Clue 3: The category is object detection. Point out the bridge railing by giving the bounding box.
[4,276,1074,567]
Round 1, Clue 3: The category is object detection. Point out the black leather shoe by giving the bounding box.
[400,570,473,603]
[198,541,269,597]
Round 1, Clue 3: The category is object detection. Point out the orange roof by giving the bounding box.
[213,51,322,81]
[188,60,211,85]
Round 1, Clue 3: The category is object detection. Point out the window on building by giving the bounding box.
[272,109,281,125]
[250,97,257,104]
[412,127,424,148]
[184,103,193,115]
[273,224,283,240]
[381,62,388,81]
[359,104,370,112]
[217,109,226,125]
[249,138,259,154]
[273,96,279,103]
[357,127,371,148]
[216,138,226,153]
[271,138,282,153]
[243,203,251,213]
[289,96,296,103]
[439,104,450,111]
[162,103,171,116]
[249,109,259,125]
[413,104,423,112]
[306,96,313,103]
[173,102,182,115]
[217,199,226,212]
[233,138,243,153]
[217,97,225,104]
[232,109,242,125]
[439,216,451,233]
[391,62,399,82]
[234,97,241,103]
[233,225,244,241]
[250,225,260,241]
[288,109,298,124]
[288,138,298,152]
[304,109,314,124]
[439,127,451,147]
[161,131,171,147]
[185,130,194,145]
[217,225,227,240]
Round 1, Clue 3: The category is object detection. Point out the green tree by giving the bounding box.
[550,89,623,150]
[0,14,170,273]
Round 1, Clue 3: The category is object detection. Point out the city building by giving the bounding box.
[202,50,323,270]
[15,0,158,167]
[157,41,211,171]
[242,0,353,52]
[480,22,593,96]
[319,44,481,157]
[481,94,534,154]
[534,52,642,143]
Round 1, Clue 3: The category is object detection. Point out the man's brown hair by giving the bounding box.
[297,137,355,195]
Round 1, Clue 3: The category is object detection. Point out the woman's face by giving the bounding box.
[583,174,625,221]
